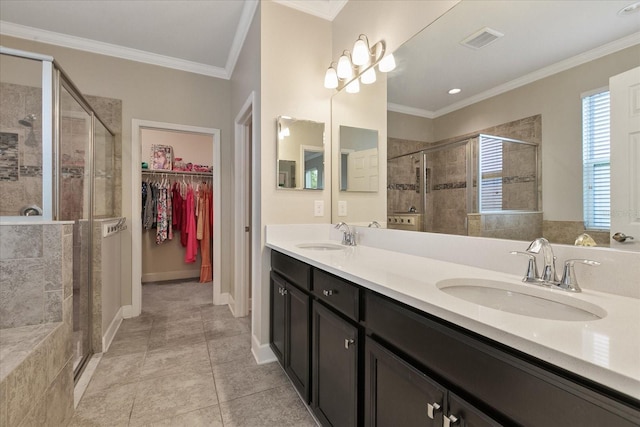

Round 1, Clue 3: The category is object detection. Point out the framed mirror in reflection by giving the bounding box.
[277,116,325,190]
[331,0,640,247]
[339,125,379,192]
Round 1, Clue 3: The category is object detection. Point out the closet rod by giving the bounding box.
[141,170,212,178]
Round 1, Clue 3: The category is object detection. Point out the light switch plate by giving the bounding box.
[338,200,347,217]
[314,200,324,217]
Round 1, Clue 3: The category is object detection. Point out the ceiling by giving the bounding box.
[0,0,347,79]
[1,0,637,113]
[388,0,640,118]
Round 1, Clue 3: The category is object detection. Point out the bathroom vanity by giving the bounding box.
[267,226,640,427]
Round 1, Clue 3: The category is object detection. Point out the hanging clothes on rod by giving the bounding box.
[140,170,214,280]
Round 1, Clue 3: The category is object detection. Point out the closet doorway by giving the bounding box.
[131,120,221,317]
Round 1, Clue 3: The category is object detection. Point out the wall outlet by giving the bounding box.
[314,200,324,217]
[338,200,347,217]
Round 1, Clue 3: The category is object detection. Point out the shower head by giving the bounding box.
[19,114,37,127]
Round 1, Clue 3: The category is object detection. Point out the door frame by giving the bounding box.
[233,92,257,317]
[129,119,222,317]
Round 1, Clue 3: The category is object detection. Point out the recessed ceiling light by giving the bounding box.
[619,1,640,15]
[448,88,461,95]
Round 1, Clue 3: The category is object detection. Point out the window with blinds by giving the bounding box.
[480,136,503,211]
[582,90,610,230]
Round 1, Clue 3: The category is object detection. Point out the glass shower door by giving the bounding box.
[58,83,93,376]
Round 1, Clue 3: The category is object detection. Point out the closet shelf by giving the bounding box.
[141,169,212,177]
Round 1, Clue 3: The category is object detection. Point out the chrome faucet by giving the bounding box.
[368,221,381,228]
[335,222,357,246]
[512,237,600,293]
[526,237,557,282]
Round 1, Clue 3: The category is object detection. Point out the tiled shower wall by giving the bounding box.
[387,115,542,237]
[0,82,122,218]
[0,222,75,426]
[0,83,43,216]
[0,224,73,328]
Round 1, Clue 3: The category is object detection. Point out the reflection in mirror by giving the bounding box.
[339,125,379,192]
[332,0,640,246]
[276,116,325,190]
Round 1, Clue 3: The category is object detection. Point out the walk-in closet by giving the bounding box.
[140,128,215,296]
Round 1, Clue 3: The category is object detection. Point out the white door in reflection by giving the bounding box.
[610,66,640,251]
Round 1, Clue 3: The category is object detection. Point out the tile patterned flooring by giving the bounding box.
[70,281,317,426]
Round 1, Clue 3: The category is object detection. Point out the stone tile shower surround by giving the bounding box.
[0,81,123,219]
[387,115,543,238]
[0,222,75,426]
[0,83,43,216]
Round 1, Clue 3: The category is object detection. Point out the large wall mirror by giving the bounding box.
[331,0,640,247]
[277,116,325,190]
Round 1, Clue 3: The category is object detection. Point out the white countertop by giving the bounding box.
[266,230,640,401]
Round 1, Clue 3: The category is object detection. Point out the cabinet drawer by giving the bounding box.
[271,250,311,290]
[364,291,640,427]
[312,269,359,321]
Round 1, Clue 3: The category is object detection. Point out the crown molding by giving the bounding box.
[273,0,348,21]
[391,31,640,119]
[0,20,229,79]
[226,0,259,77]
[387,103,435,119]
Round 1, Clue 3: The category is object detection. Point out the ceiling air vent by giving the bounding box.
[460,27,504,50]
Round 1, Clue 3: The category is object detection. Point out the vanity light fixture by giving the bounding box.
[448,88,462,95]
[323,34,396,92]
[352,35,371,66]
[346,78,360,94]
[324,63,339,89]
[337,51,354,79]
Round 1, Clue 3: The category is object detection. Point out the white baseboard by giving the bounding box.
[214,291,229,306]
[102,307,123,352]
[122,304,135,319]
[141,270,200,283]
[228,293,236,316]
[251,333,277,364]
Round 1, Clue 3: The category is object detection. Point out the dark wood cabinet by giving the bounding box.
[270,250,640,427]
[364,336,499,427]
[365,336,446,427]
[312,301,359,427]
[269,271,311,402]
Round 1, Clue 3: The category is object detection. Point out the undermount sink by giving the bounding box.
[437,278,606,321]
[296,243,345,251]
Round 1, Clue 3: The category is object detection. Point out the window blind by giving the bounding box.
[480,136,503,211]
[582,90,610,229]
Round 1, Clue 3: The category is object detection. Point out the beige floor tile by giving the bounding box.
[129,370,218,426]
[140,341,210,379]
[219,384,316,427]
[84,352,144,393]
[135,404,223,427]
[211,354,289,403]
[203,317,250,341]
[69,381,137,427]
[207,333,251,366]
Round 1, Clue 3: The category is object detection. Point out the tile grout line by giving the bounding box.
[127,318,153,427]
[202,304,226,426]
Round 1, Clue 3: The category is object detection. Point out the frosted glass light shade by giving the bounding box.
[378,54,396,72]
[352,38,370,66]
[361,67,376,84]
[324,67,338,89]
[346,79,360,94]
[337,54,353,79]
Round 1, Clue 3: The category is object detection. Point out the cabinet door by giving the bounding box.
[365,337,446,427]
[312,302,359,427]
[270,272,286,364]
[446,392,501,427]
[286,283,311,402]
